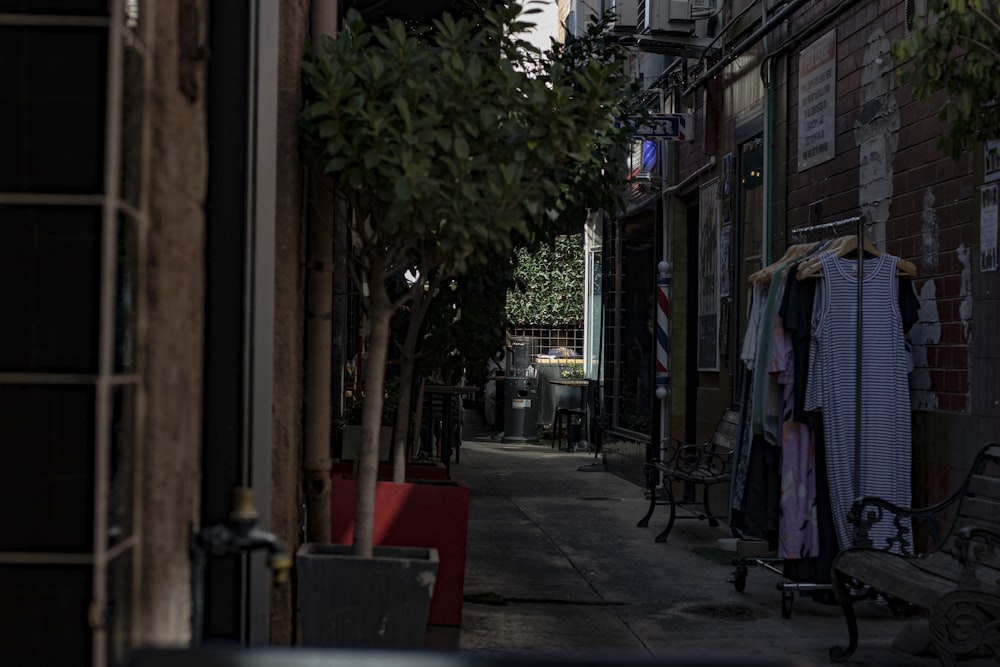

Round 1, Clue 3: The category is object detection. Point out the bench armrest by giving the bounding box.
[848,487,966,555]
[651,438,731,476]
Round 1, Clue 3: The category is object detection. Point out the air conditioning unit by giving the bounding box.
[610,0,639,33]
[641,0,695,36]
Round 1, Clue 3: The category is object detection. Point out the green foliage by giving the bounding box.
[507,235,585,326]
[300,3,644,280]
[560,362,585,379]
[893,0,1000,158]
[417,269,513,386]
[298,3,644,549]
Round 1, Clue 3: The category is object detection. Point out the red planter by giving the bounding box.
[330,474,469,626]
[330,460,448,480]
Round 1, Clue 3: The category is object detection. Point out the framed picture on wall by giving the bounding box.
[698,178,721,371]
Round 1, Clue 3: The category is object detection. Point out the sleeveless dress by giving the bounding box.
[803,251,912,552]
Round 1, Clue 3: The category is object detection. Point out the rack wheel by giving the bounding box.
[732,565,747,592]
[781,590,793,619]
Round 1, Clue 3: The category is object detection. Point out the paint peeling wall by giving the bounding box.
[855,29,898,248]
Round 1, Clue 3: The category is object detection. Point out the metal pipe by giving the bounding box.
[682,0,814,99]
[303,0,339,546]
[663,155,717,194]
[763,0,865,69]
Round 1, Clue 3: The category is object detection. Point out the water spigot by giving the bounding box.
[269,553,293,584]
[190,486,292,643]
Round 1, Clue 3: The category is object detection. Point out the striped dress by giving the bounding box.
[803,251,912,552]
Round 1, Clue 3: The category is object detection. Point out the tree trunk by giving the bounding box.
[353,269,392,558]
[391,345,416,483]
[390,280,437,482]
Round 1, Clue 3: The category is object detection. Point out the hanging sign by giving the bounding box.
[626,113,694,141]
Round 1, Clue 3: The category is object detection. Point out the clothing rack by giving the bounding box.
[733,214,868,618]
[788,215,863,244]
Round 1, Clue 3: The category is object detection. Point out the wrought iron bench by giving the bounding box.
[829,441,1000,665]
[636,408,739,543]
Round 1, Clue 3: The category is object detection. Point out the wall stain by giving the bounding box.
[920,188,940,271]
[910,279,940,412]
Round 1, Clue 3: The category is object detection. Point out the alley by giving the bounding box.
[444,414,985,666]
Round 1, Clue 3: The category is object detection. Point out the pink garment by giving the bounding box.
[768,313,819,559]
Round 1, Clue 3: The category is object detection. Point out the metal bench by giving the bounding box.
[829,441,1000,665]
[636,408,739,543]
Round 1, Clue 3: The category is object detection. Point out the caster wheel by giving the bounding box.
[781,591,793,619]
[733,566,747,593]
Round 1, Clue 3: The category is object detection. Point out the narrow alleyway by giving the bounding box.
[442,410,990,666]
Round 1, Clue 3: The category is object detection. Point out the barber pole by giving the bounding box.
[655,261,671,395]
[655,260,671,465]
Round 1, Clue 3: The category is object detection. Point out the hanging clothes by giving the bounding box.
[731,243,824,538]
[731,281,767,520]
[802,251,913,552]
[768,303,820,559]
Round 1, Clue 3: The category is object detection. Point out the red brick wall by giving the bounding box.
[668,0,997,500]
[779,1,992,498]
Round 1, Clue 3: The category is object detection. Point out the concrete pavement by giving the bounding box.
[438,411,983,667]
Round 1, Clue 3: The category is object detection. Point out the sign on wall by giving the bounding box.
[981,184,998,272]
[698,179,720,371]
[985,140,1000,184]
[797,29,837,171]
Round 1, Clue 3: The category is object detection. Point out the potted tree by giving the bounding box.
[296,1,643,646]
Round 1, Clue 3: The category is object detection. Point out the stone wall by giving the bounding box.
[270,0,310,644]
[136,0,207,645]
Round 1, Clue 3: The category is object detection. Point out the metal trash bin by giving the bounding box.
[502,377,538,443]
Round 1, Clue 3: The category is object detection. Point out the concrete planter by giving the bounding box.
[296,542,438,647]
[330,475,470,626]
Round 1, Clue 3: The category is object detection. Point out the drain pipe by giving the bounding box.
[682,0,814,99]
[663,155,717,196]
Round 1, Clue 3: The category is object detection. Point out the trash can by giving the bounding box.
[502,376,538,443]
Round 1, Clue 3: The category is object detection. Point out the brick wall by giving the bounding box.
[779,0,994,498]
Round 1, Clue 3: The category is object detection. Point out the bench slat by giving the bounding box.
[956,496,1000,534]
[966,474,1000,500]
[835,550,962,609]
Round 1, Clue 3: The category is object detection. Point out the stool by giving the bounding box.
[553,407,587,451]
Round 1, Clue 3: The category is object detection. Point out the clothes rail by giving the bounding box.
[788,215,864,244]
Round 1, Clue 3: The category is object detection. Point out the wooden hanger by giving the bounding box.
[796,234,917,280]
[747,242,818,285]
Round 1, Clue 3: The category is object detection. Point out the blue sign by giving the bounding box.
[628,113,693,141]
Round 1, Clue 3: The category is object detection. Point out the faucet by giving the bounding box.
[189,487,292,644]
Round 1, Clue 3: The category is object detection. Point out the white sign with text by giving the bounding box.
[798,29,837,171]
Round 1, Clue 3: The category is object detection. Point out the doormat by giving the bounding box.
[692,547,737,567]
